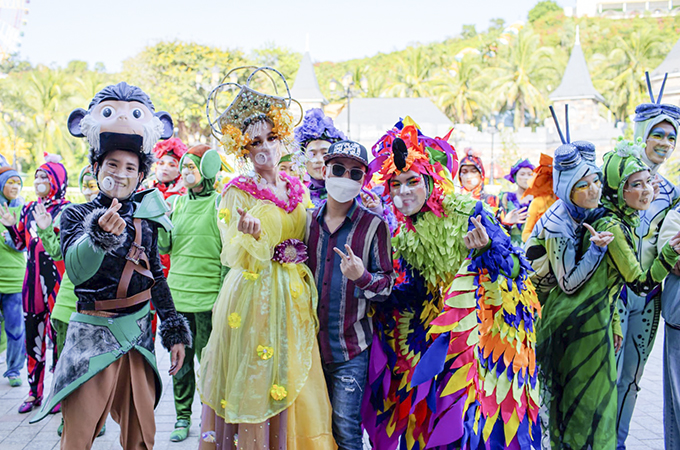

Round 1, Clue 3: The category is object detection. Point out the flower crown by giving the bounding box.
[294,108,346,148]
[207,67,300,158]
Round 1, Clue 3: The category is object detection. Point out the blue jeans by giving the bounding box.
[323,349,369,450]
[0,292,25,378]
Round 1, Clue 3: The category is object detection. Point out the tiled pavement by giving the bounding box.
[0,325,668,449]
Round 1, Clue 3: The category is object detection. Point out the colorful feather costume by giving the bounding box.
[363,118,541,449]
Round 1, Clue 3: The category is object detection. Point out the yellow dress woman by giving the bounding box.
[198,67,335,449]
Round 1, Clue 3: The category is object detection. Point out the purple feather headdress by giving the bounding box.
[294,108,346,149]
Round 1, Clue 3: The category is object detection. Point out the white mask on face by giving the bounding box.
[36,183,48,194]
[184,173,196,185]
[326,177,362,203]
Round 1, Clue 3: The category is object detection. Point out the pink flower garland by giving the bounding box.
[228,171,306,213]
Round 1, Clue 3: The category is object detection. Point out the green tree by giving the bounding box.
[592,28,667,121]
[485,28,560,128]
[382,46,438,98]
[435,55,488,124]
[528,1,563,23]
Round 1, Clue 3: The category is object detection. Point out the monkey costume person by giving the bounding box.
[30,82,191,450]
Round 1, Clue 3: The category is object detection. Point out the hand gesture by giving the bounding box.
[34,200,53,230]
[583,223,615,248]
[652,174,661,200]
[464,215,489,250]
[169,343,185,376]
[504,207,528,226]
[614,334,623,353]
[333,244,365,281]
[669,230,680,255]
[360,190,382,213]
[237,208,261,240]
[97,198,126,236]
[0,203,17,227]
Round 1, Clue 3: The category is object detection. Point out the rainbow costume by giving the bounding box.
[363,118,541,449]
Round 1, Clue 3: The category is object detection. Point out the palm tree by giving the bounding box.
[434,55,488,124]
[485,28,560,129]
[382,46,438,98]
[591,28,667,122]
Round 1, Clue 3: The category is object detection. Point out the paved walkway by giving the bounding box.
[0,324,667,449]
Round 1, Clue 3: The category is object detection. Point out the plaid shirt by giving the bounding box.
[306,200,395,364]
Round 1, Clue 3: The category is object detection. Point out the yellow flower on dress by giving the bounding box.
[243,271,260,281]
[257,345,274,360]
[290,282,302,299]
[218,208,231,224]
[220,399,227,409]
[228,313,241,329]
[270,384,288,401]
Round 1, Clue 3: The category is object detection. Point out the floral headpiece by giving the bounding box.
[153,137,188,161]
[369,117,458,225]
[207,67,301,159]
[294,108,346,149]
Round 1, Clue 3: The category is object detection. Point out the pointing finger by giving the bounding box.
[583,223,597,237]
[333,247,348,260]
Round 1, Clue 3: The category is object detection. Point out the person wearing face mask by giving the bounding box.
[520,154,556,243]
[0,153,70,414]
[33,164,106,438]
[0,165,26,390]
[362,117,540,450]
[304,139,395,450]
[294,108,346,207]
[499,158,534,246]
[29,82,191,449]
[458,148,498,210]
[197,67,335,449]
[614,74,680,450]
[157,144,226,443]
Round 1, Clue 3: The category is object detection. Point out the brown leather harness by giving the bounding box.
[78,218,155,312]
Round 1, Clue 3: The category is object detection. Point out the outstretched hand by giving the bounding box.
[34,200,53,230]
[98,198,126,235]
[333,244,365,281]
[360,190,381,213]
[504,207,528,226]
[237,208,261,240]
[0,203,17,228]
[583,223,614,248]
[464,215,489,250]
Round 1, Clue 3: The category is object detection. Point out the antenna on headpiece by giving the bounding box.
[565,104,570,144]
[644,71,669,105]
[658,73,668,104]
[646,72,655,103]
[549,105,566,144]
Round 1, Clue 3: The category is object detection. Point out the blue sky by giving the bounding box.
[15,0,575,72]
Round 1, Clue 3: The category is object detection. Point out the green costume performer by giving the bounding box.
[30,82,192,450]
[529,109,618,450]
[159,144,227,442]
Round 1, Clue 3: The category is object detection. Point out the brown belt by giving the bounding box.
[79,218,156,312]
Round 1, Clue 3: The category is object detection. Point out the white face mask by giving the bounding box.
[326,177,362,203]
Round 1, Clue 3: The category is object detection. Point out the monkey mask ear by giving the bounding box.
[155,111,174,140]
[67,108,87,138]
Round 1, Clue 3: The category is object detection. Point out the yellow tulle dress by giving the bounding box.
[198,173,336,449]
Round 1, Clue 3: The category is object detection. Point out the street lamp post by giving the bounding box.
[330,72,367,140]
